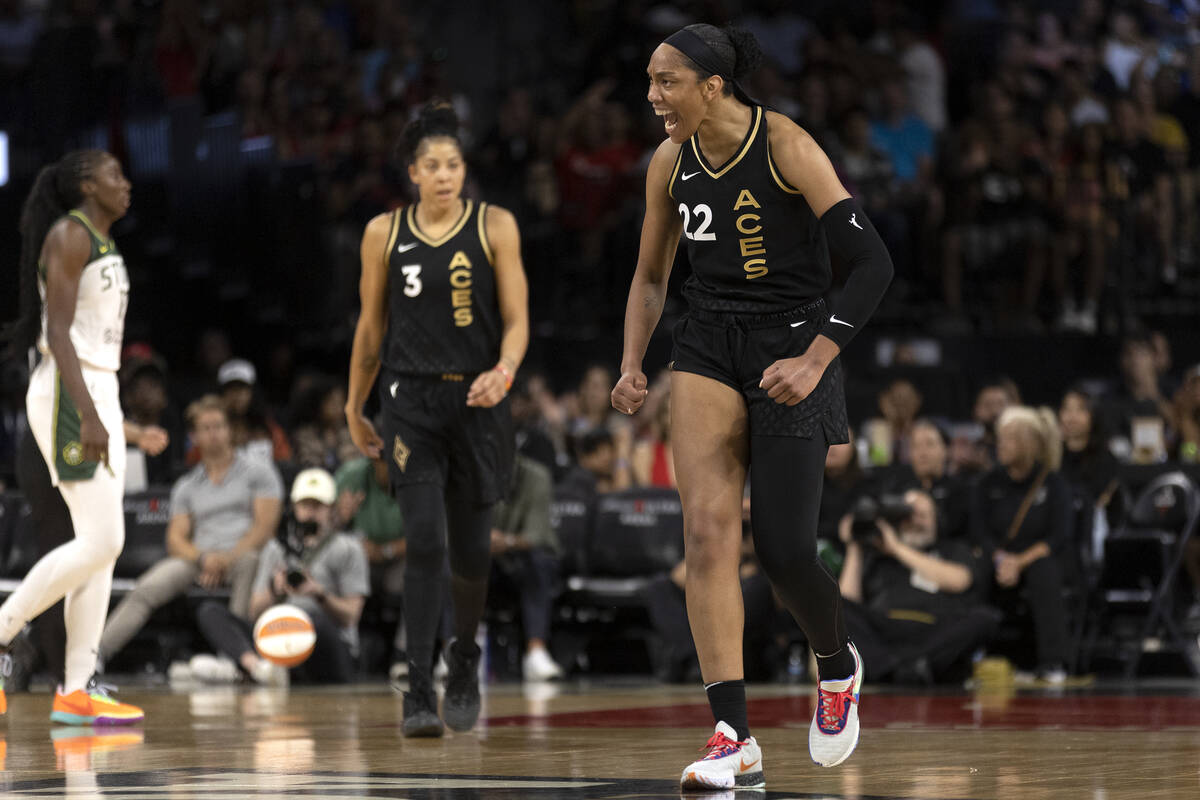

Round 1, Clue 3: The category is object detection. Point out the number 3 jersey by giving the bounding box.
[381,200,502,375]
[669,105,830,314]
[37,210,129,372]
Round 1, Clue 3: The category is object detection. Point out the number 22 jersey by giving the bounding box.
[668,105,830,314]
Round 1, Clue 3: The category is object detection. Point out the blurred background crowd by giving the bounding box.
[1,0,1199,686]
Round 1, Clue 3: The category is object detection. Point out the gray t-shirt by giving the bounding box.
[169,453,283,553]
[252,532,371,649]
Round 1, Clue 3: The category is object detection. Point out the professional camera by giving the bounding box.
[850,494,913,540]
[278,511,319,589]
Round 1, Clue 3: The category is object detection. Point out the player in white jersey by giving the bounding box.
[0,150,143,724]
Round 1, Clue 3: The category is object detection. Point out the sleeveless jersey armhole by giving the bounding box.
[382,208,401,270]
[477,202,494,265]
[766,140,803,195]
[666,145,685,201]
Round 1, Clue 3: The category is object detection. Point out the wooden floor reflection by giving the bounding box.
[0,681,1197,798]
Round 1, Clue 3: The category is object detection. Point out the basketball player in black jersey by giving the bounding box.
[346,103,529,738]
[612,25,893,790]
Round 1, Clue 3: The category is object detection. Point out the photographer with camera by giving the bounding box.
[192,468,370,684]
[838,489,995,683]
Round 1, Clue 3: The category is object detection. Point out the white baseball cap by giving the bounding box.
[290,468,337,506]
[217,358,257,386]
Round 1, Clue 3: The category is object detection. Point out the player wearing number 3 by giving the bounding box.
[346,103,529,738]
[610,25,893,791]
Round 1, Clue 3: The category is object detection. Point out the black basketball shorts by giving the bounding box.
[669,298,850,443]
[378,371,515,505]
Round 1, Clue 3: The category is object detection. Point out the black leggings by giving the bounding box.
[749,434,847,656]
[396,483,493,677]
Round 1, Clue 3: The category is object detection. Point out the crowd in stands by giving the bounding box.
[0,326,1195,687]
[2,2,1200,685]
[2,1,1199,339]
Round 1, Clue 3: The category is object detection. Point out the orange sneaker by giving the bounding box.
[51,684,144,726]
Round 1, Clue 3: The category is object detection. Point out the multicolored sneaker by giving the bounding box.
[809,641,863,767]
[680,721,765,791]
[0,652,9,716]
[50,683,144,726]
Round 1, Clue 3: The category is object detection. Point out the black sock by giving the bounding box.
[705,680,750,741]
[815,643,855,682]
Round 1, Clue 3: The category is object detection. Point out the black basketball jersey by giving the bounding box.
[668,105,830,313]
[381,200,502,374]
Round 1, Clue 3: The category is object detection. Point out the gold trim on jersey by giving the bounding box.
[477,202,494,264]
[68,210,115,253]
[406,200,474,248]
[767,142,803,195]
[383,209,401,269]
[666,144,685,200]
[689,105,761,180]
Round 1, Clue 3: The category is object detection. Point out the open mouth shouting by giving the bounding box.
[655,107,680,136]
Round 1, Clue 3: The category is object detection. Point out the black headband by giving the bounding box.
[662,28,758,107]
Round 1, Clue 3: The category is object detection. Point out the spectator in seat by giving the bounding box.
[489,454,563,681]
[98,395,283,667]
[557,427,632,498]
[119,347,184,485]
[214,359,292,464]
[631,376,675,488]
[881,420,970,539]
[970,406,1072,683]
[1101,333,1175,452]
[290,375,359,471]
[335,452,406,681]
[838,489,994,683]
[191,468,370,684]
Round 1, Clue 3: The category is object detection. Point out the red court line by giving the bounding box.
[487,693,1200,731]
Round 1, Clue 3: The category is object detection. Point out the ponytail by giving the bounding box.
[3,150,105,358]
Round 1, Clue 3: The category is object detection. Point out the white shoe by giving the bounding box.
[189,654,240,684]
[522,647,564,682]
[680,721,764,790]
[167,660,193,685]
[250,659,289,687]
[433,653,449,683]
[388,661,408,685]
[809,641,863,767]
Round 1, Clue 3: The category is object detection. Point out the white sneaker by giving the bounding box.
[189,654,240,684]
[250,659,289,687]
[680,721,764,790]
[433,653,449,683]
[522,647,564,682]
[809,641,863,767]
[388,661,408,685]
[167,660,194,685]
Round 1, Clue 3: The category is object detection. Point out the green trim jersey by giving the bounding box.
[668,105,830,313]
[381,200,502,375]
[37,210,129,372]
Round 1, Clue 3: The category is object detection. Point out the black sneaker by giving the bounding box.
[442,639,481,732]
[401,667,444,738]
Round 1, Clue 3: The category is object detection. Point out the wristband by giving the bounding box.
[493,363,515,392]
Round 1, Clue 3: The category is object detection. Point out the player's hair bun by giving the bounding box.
[401,101,460,163]
[724,26,763,79]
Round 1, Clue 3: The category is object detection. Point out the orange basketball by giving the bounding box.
[253,604,316,668]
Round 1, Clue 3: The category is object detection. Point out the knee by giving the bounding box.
[405,530,445,567]
[683,512,741,569]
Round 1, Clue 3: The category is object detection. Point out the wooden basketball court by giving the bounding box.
[0,680,1196,798]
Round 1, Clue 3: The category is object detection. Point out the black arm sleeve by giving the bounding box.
[819,197,894,349]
